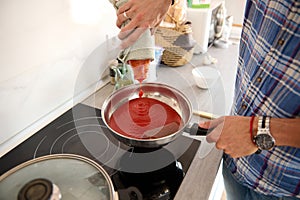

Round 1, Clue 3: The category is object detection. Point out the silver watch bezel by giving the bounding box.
[253,116,275,150]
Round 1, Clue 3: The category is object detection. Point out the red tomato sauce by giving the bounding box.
[109,97,183,139]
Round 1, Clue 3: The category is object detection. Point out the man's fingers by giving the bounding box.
[117,2,132,15]
[206,127,222,143]
[116,11,132,28]
[204,118,225,143]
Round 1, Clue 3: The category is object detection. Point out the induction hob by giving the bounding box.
[0,103,201,199]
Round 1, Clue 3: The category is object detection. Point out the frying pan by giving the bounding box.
[101,83,210,148]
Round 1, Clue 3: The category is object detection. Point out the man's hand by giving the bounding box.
[116,0,172,48]
[199,116,259,158]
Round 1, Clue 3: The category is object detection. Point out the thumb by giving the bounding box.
[198,120,211,129]
[198,117,224,129]
[199,117,224,143]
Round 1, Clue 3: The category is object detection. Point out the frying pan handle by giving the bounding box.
[189,123,213,136]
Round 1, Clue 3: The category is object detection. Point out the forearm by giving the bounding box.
[253,117,300,148]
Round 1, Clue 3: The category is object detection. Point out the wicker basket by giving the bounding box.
[155,20,196,67]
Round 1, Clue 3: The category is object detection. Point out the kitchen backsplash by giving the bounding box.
[0,0,119,156]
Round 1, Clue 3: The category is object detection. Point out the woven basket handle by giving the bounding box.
[166,13,192,34]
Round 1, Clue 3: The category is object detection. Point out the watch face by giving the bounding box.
[255,134,275,150]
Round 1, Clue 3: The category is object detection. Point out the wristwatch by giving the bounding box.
[253,116,276,151]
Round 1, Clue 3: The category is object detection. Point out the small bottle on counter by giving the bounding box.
[112,61,134,90]
[109,59,119,85]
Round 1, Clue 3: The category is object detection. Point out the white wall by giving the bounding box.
[225,0,246,25]
[0,0,119,156]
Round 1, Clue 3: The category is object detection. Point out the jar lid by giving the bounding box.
[0,154,116,200]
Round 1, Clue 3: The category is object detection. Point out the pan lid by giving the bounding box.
[0,154,116,200]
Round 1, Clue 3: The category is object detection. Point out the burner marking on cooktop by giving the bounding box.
[49,124,103,153]
[33,136,47,158]
[49,127,78,154]
[99,139,122,166]
[56,117,104,129]
[57,119,126,170]
[62,131,110,158]
[128,147,135,157]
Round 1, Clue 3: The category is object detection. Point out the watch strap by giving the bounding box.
[262,116,266,128]
[257,116,271,134]
[258,116,269,131]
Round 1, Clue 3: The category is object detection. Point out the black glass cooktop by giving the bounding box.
[0,103,201,199]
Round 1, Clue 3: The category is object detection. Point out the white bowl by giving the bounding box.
[192,67,220,89]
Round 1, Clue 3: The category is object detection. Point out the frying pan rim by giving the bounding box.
[101,83,192,145]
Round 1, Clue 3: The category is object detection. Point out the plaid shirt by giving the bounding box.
[225,0,300,197]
